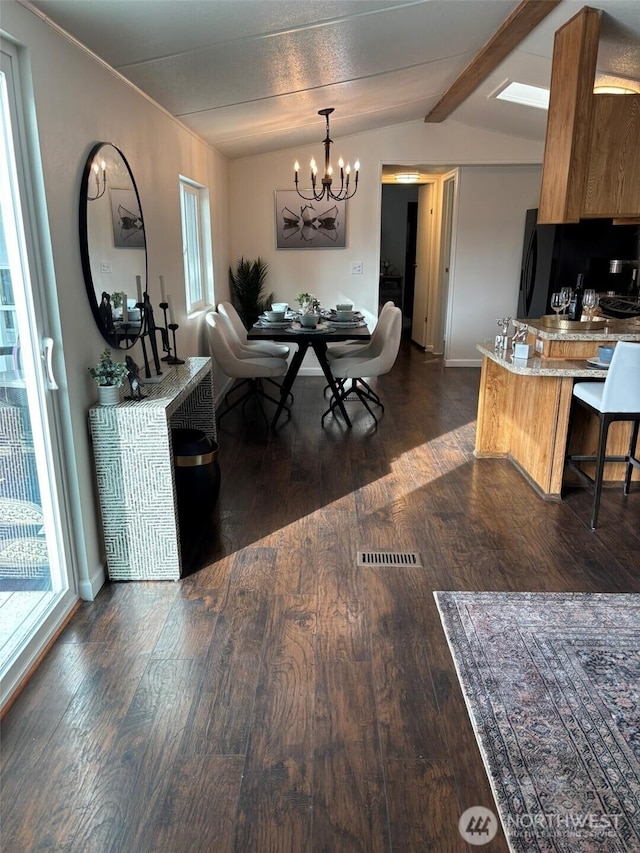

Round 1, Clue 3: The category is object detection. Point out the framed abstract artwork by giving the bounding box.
[275,191,346,249]
[110,187,145,249]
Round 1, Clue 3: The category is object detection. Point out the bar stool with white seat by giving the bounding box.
[565,341,640,529]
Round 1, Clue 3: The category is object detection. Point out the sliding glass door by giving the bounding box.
[1,45,77,709]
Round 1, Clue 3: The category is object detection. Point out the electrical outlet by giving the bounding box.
[351,262,363,275]
[100,261,112,274]
[535,338,544,354]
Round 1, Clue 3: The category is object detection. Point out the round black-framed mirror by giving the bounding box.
[79,142,147,349]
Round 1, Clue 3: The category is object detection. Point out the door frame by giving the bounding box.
[1,40,79,712]
[379,168,458,354]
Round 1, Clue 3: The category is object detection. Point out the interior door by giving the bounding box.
[433,175,455,355]
[1,46,78,710]
[411,183,434,348]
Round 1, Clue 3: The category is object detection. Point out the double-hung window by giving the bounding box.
[179,177,212,313]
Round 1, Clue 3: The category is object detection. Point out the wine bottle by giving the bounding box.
[568,273,584,321]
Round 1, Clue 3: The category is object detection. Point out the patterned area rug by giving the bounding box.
[435,592,640,852]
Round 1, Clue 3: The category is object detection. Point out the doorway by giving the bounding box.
[379,183,419,335]
[380,167,457,353]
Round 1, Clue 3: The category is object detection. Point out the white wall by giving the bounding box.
[229,121,544,369]
[446,164,542,365]
[2,1,229,598]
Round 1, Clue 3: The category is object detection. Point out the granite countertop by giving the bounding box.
[477,342,609,377]
[516,317,640,341]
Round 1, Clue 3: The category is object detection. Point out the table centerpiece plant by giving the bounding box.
[296,292,321,315]
[89,348,129,405]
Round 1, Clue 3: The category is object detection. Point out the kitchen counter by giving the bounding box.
[515,317,640,361]
[475,328,639,500]
[476,342,608,377]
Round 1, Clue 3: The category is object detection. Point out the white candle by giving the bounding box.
[167,295,175,325]
[122,299,128,323]
[136,275,143,304]
[159,275,166,304]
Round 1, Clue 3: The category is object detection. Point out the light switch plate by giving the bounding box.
[351,262,363,275]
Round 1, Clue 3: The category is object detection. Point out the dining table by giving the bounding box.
[247,316,371,428]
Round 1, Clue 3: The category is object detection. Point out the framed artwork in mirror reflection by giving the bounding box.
[275,190,346,249]
[110,187,145,249]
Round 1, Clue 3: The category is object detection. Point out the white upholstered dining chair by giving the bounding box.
[217,301,294,403]
[565,340,640,528]
[322,304,402,426]
[205,311,290,425]
[217,301,291,359]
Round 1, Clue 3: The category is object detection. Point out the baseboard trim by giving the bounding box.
[444,358,482,368]
[80,563,106,601]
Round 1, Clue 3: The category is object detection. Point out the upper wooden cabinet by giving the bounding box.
[538,6,640,223]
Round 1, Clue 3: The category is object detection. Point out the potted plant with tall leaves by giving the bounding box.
[228,257,274,329]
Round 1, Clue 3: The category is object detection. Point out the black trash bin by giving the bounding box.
[171,428,221,529]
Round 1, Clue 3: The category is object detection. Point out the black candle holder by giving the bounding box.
[166,323,185,365]
[159,302,172,361]
[137,294,164,379]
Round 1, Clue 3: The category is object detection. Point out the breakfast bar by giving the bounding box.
[475,319,640,499]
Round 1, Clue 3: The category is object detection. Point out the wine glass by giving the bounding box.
[560,287,572,313]
[582,289,597,320]
[550,292,565,317]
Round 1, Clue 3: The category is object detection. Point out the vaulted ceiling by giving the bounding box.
[24,0,640,159]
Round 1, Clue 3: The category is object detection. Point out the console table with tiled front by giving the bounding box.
[89,357,216,581]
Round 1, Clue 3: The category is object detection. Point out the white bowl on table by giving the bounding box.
[299,313,320,328]
[335,310,355,322]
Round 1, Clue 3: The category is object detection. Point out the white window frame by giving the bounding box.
[179,176,213,313]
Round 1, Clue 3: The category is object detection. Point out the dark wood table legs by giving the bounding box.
[271,340,352,429]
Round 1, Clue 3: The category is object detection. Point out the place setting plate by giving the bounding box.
[286,321,335,334]
[586,357,610,369]
[326,311,365,327]
[254,317,292,329]
[327,319,367,328]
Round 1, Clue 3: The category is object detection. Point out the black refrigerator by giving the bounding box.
[517,209,640,318]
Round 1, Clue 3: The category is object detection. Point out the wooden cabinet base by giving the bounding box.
[475,356,638,498]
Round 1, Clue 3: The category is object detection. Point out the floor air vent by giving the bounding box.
[357,551,422,567]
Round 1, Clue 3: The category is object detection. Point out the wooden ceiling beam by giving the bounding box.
[424,0,563,123]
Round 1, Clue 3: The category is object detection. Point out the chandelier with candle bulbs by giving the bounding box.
[294,108,360,202]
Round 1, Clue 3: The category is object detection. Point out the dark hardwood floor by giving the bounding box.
[2,340,639,852]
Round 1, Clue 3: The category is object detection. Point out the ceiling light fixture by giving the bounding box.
[593,85,636,95]
[294,108,360,202]
[395,172,421,184]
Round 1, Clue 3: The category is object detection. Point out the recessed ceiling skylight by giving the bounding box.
[493,81,550,110]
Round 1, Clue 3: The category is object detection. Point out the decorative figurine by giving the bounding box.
[125,355,145,399]
[495,317,512,351]
[513,323,528,344]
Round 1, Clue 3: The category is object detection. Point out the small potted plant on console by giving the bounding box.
[89,348,129,405]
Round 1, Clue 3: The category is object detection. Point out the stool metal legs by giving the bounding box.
[566,407,640,529]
